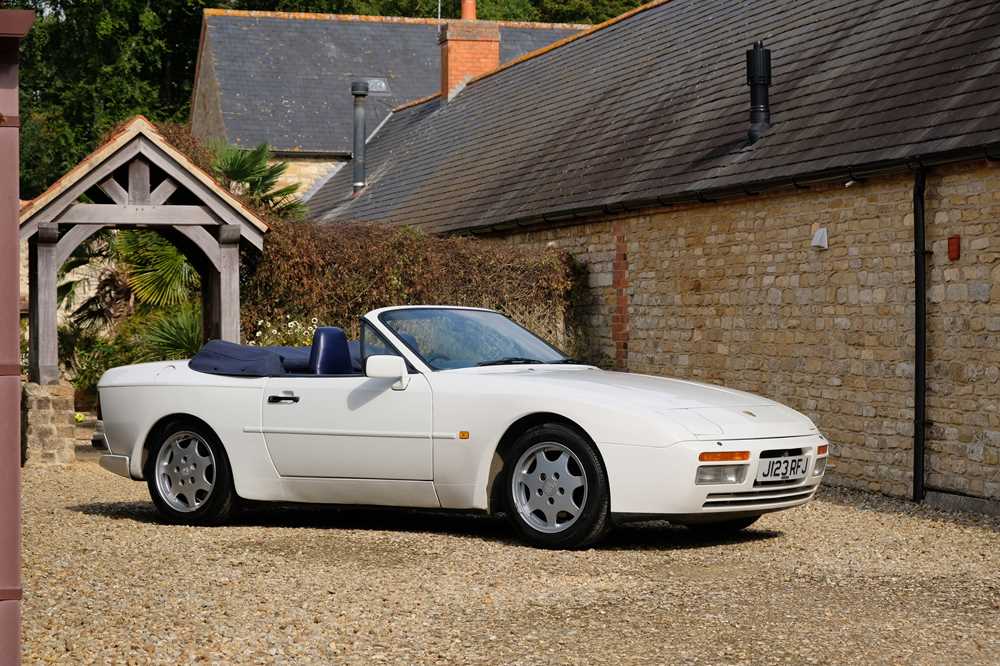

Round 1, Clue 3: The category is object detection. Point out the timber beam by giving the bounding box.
[57,203,220,226]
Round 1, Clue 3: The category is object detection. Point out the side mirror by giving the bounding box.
[365,355,410,390]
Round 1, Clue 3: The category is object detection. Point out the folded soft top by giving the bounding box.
[188,340,309,377]
[189,337,362,377]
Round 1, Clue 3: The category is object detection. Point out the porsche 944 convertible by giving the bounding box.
[96,306,827,548]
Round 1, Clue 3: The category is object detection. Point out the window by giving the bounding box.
[379,308,569,371]
[360,321,401,362]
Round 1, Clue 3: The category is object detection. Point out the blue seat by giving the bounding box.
[308,327,354,375]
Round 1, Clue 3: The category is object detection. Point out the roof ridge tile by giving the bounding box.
[203,8,589,31]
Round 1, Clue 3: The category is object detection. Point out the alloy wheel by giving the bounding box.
[154,431,217,512]
[511,441,588,534]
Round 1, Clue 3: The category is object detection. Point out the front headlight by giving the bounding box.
[813,457,828,476]
[695,464,748,485]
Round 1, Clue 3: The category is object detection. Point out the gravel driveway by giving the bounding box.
[22,450,1000,664]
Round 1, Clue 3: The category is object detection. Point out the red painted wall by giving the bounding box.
[0,10,34,664]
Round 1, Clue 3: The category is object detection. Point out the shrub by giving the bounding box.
[64,304,203,399]
[68,333,143,400]
[241,221,581,353]
[137,303,204,362]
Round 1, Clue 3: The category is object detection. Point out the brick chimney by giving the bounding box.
[439,0,499,98]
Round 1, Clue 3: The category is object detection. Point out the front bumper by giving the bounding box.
[601,434,827,517]
[99,454,132,479]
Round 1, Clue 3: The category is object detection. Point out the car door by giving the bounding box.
[260,325,432,480]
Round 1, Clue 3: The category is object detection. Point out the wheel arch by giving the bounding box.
[486,412,608,515]
[138,413,226,479]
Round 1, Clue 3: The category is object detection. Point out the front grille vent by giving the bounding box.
[703,486,817,508]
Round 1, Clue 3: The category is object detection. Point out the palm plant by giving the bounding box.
[112,229,200,307]
[211,142,305,220]
[57,229,111,312]
[69,265,134,331]
[138,303,203,361]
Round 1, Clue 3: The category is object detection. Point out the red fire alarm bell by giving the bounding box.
[947,235,961,261]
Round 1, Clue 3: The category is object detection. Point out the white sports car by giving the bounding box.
[96,305,827,548]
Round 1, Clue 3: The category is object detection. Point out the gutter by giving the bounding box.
[271,149,352,159]
[912,166,927,502]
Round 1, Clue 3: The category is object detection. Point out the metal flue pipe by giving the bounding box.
[746,41,772,144]
[351,80,369,195]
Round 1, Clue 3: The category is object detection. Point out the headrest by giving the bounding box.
[309,327,353,375]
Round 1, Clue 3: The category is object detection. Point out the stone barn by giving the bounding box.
[307,0,1000,512]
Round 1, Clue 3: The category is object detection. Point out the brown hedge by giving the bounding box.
[241,220,581,351]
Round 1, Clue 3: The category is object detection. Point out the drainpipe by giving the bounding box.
[913,167,927,501]
[351,80,369,195]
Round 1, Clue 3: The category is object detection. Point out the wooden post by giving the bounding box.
[218,225,241,343]
[1,10,35,663]
[201,269,220,343]
[27,223,59,384]
[127,158,150,204]
[200,226,241,343]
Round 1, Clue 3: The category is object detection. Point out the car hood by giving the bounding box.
[460,366,818,439]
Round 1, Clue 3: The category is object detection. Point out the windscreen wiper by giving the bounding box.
[477,357,545,366]
[548,358,583,364]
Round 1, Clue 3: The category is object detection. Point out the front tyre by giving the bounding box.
[145,419,235,525]
[504,423,610,549]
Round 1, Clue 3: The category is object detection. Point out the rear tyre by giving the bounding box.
[145,418,235,525]
[503,423,610,549]
[684,515,760,535]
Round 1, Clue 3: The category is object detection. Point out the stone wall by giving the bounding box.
[499,159,1000,503]
[21,381,76,467]
[278,157,344,197]
[190,42,226,146]
[923,162,1000,499]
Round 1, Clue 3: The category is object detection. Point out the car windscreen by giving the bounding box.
[379,309,568,370]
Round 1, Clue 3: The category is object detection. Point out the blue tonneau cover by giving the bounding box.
[189,340,310,377]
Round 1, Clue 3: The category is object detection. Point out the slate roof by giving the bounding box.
[193,10,582,154]
[309,0,1000,233]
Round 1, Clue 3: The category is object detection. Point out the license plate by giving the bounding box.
[756,455,809,482]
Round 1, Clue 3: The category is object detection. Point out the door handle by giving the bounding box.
[267,394,300,404]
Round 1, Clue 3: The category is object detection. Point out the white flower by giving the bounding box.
[255,331,262,337]
[311,318,318,324]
